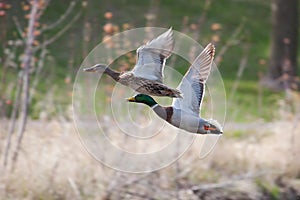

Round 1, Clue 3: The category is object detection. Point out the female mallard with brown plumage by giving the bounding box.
[83,28,182,98]
[127,43,223,135]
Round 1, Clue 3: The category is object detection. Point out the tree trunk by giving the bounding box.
[10,0,38,171]
[264,0,299,90]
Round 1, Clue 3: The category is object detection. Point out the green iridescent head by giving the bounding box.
[127,94,157,107]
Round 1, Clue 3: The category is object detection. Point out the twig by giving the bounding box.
[197,0,213,30]
[228,44,249,103]
[67,32,75,73]
[30,44,48,103]
[36,0,51,20]
[41,1,77,32]
[12,16,24,40]
[35,11,82,51]
[68,177,82,200]
[215,21,245,65]
[2,72,23,167]
[124,190,156,200]
[192,0,213,41]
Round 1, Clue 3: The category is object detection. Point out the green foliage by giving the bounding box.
[256,179,281,200]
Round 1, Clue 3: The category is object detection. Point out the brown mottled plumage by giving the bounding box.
[83,28,182,98]
[118,73,182,98]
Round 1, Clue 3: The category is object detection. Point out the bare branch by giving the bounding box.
[68,177,83,200]
[124,190,156,200]
[11,0,39,172]
[35,11,82,51]
[12,16,24,40]
[215,21,245,65]
[41,1,77,32]
[188,0,213,44]
[36,0,51,19]
[2,72,23,167]
[228,44,249,103]
[30,45,48,103]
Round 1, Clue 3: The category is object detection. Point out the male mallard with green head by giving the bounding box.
[83,28,182,98]
[127,43,223,135]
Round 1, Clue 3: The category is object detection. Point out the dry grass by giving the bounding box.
[0,117,299,199]
[205,120,300,176]
[1,120,110,199]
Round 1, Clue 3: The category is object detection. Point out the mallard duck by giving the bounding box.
[83,28,182,98]
[127,43,223,135]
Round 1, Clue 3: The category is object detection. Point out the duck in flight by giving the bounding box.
[83,28,182,98]
[127,43,223,135]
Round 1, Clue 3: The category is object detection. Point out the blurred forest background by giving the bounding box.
[0,0,300,199]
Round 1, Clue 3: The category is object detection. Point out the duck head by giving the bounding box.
[83,64,107,73]
[199,119,223,135]
[127,94,157,107]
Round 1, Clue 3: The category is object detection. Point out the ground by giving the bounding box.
[0,118,299,199]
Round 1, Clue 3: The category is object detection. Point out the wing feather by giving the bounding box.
[172,43,215,116]
[132,28,175,83]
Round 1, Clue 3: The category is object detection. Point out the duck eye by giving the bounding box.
[204,125,210,130]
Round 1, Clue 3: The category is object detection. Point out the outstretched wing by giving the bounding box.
[172,43,215,116]
[132,28,175,83]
